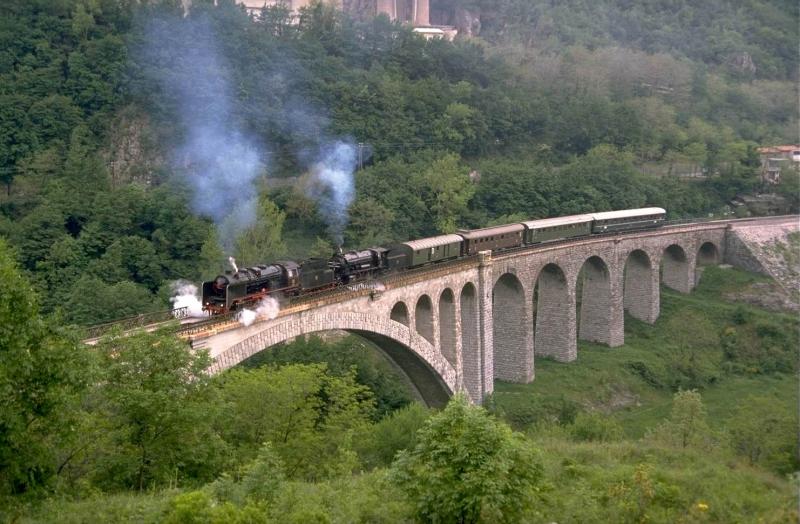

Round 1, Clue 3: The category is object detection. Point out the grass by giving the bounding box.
[492,266,799,438]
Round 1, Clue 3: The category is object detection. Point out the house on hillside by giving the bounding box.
[757,145,800,185]
[233,0,458,38]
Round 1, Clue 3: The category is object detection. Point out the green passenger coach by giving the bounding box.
[590,208,666,233]
[521,214,594,244]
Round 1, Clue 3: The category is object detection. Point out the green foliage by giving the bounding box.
[64,276,162,325]
[356,402,431,469]
[233,195,287,267]
[89,330,226,491]
[647,390,712,450]
[243,335,413,418]
[215,363,374,481]
[0,238,90,495]
[726,395,799,475]
[567,411,624,443]
[391,394,543,523]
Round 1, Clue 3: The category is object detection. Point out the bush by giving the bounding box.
[568,412,624,442]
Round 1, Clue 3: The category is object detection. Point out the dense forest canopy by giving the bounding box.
[0,0,797,324]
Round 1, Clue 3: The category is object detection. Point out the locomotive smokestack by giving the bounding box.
[228,256,239,273]
[337,245,343,255]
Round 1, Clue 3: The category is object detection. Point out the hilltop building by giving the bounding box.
[234,0,461,39]
[757,145,800,185]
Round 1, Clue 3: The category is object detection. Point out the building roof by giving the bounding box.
[757,145,800,154]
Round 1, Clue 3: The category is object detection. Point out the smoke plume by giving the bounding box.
[306,141,358,245]
[137,10,361,250]
[238,296,280,327]
[169,281,206,317]
[138,14,266,250]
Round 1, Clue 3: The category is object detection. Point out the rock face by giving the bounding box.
[725,219,800,309]
[102,106,163,187]
[453,6,480,36]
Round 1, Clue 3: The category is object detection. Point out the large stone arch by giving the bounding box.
[415,294,435,345]
[623,249,659,324]
[662,244,692,293]
[438,288,457,368]
[208,312,454,408]
[390,301,410,326]
[577,255,621,346]
[534,263,576,362]
[492,273,531,382]
[460,282,482,401]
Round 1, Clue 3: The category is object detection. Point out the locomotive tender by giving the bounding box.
[201,207,666,314]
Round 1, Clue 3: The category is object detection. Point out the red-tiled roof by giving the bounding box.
[757,145,800,154]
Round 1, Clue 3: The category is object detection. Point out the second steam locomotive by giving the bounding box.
[202,207,666,314]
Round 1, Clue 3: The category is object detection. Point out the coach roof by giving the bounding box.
[403,234,463,251]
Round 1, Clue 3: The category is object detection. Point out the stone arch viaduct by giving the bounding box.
[183,219,784,407]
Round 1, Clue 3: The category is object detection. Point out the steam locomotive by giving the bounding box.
[201,207,666,314]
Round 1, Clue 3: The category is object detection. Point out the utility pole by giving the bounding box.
[357,142,364,170]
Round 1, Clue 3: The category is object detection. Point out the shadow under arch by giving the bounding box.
[576,255,613,345]
[662,243,691,293]
[415,294,435,345]
[623,249,658,324]
[492,272,529,382]
[439,288,457,368]
[697,241,720,266]
[533,263,575,362]
[391,301,410,326]
[460,282,481,401]
[209,313,454,408]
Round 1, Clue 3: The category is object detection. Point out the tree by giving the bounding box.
[91,329,226,490]
[413,154,475,233]
[391,394,543,523]
[0,238,89,494]
[308,236,334,258]
[344,197,395,247]
[648,389,711,449]
[198,226,227,280]
[64,277,161,325]
[216,364,374,481]
[234,195,287,266]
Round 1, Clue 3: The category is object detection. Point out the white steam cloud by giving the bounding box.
[306,141,358,245]
[140,15,267,251]
[170,281,206,318]
[237,296,280,327]
[139,13,361,251]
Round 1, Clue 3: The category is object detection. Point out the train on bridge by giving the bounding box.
[202,207,666,314]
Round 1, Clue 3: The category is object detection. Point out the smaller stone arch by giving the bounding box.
[439,288,457,367]
[534,263,576,362]
[661,244,692,293]
[623,249,659,324]
[391,301,410,327]
[415,295,435,345]
[577,255,618,346]
[697,241,720,266]
[694,241,721,286]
